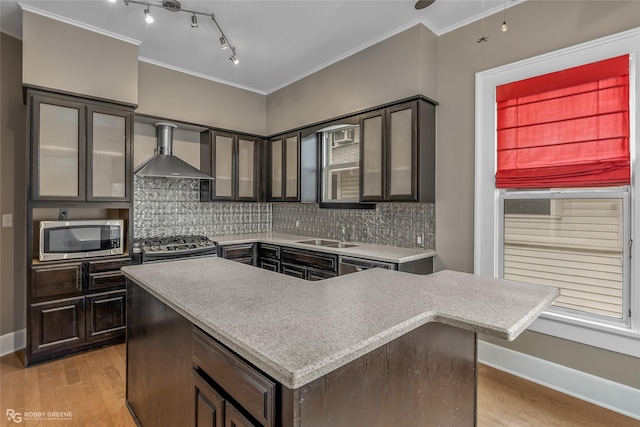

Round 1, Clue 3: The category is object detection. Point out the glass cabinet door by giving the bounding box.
[387,104,416,199]
[360,113,384,201]
[213,133,234,199]
[34,99,85,200]
[285,135,299,199]
[271,139,283,199]
[88,107,129,200]
[237,138,256,200]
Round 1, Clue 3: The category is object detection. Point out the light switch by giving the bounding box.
[2,214,12,228]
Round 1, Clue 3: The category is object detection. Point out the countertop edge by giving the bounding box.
[210,232,437,264]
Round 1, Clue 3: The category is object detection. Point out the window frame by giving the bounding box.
[320,125,361,204]
[474,28,640,357]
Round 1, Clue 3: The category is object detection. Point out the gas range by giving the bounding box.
[133,235,217,263]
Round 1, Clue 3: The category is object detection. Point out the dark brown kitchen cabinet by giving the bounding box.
[268,133,300,201]
[26,256,130,365]
[280,247,338,280]
[219,243,256,265]
[359,99,435,202]
[30,262,83,299]
[193,369,225,427]
[194,328,273,427]
[28,90,133,202]
[258,244,280,273]
[200,130,260,202]
[225,402,257,427]
[29,296,86,357]
[86,290,126,343]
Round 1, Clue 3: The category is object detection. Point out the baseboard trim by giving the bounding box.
[0,329,26,357]
[478,340,640,421]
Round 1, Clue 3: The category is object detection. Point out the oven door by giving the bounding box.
[39,220,124,261]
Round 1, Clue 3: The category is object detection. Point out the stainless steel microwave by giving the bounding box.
[39,220,124,261]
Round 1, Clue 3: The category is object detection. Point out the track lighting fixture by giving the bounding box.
[501,0,508,32]
[144,8,153,24]
[229,48,239,66]
[120,0,239,66]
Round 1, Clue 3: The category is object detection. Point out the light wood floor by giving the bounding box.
[1,344,638,426]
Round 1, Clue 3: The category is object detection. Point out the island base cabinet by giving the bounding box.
[126,280,195,427]
[126,280,477,427]
[292,322,477,427]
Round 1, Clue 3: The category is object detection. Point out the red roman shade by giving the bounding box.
[496,55,630,189]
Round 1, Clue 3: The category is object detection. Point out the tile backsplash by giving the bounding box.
[134,177,434,249]
[133,177,271,239]
[272,203,434,249]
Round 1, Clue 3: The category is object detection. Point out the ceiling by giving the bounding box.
[0,0,524,94]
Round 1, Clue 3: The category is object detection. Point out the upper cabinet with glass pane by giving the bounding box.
[200,130,259,202]
[269,133,300,201]
[359,99,436,203]
[29,90,133,202]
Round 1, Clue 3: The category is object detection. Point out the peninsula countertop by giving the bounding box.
[209,232,437,263]
[121,257,558,389]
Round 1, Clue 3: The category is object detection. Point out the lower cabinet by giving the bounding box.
[86,290,126,342]
[280,247,338,280]
[219,243,256,265]
[29,296,86,356]
[258,244,280,273]
[193,328,274,427]
[193,368,257,427]
[27,257,129,365]
[193,369,225,427]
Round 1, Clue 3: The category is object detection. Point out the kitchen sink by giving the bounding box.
[296,239,359,249]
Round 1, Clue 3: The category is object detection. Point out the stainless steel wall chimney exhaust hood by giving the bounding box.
[134,122,214,180]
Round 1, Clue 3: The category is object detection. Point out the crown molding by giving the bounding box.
[18,3,141,45]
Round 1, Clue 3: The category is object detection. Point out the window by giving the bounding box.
[321,125,360,202]
[475,28,640,357]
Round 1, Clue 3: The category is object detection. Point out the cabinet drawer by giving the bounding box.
[280,248,337,272]
[259,259,280,272]
[87,257,130,274]
[307,268,336,281]
[193,328,275,427]
[220,244,254,260]
[88,270,126,291]
[281,263,305,279]
[258,244,280,260]
[31,263,82,298]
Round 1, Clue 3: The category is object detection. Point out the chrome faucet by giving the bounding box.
[340,225,346,243]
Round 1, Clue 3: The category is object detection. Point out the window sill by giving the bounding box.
[529,310,640,357]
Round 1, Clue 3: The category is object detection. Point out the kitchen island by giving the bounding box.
[122,257,558,427]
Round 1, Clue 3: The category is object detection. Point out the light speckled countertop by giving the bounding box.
[122,257,559,389]
[209,232,437,263]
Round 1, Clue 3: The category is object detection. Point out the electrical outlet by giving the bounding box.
[295,220,299,228]
[2,214,12,228]
[416,234,423,246]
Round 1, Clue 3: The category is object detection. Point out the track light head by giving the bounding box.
[191,14,198,28]
[144,8,153,23]
[220,37,229,50]
[229,48,239,65]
